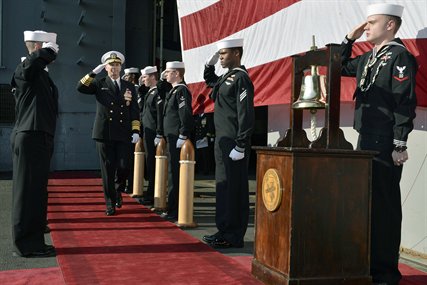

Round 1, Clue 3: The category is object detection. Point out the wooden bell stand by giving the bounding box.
[251,44,374,285]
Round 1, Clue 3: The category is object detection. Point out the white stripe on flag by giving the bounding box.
[180,0,426,84]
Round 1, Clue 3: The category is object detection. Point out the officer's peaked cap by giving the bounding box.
[101,51,125,65]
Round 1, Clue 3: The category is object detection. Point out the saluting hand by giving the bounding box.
[124,88,132,106]
[347,21,367,41]
[206,51,219,66]
[92,63,106,74]
[42,42,59,54]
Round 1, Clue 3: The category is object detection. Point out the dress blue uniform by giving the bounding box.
[77,51,140,215]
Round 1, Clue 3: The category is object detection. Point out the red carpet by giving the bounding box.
[41,173,427,285]
[0,267,64,285]
[47,177,261,285]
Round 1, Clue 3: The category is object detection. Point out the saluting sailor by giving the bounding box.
[76,51,140,216]
[11,30,59,258]
[138,66,164,205]
[160,61,194,222]
[202,38,255,248]
[121,67,139,194]
[341,4,417,284]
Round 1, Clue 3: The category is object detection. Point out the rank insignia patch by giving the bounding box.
[393,66,409,82]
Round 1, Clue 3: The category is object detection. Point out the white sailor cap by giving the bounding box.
[24,30,57,43]
[367,3,404,18]
[140,66,158,75]
[101,51,125,65]
[124,67,139,74]
[217,38,243,50]
[165,61,185,70]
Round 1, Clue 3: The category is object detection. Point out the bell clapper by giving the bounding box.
[310,109,318,140]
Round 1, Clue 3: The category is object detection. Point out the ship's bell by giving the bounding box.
[292,65,325,110]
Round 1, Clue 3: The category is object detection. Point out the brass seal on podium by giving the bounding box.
[262,168,282,212]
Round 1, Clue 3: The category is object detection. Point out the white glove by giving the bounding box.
[229,148,244,161]
[206,51,219,66]
[92,63,106,74]
[154,135,162,146]
[131,133,140,144]
[176,135,187,148]
[160,70,167,80]
[42,42,59,54]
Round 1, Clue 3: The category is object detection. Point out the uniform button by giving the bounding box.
[120,120,123,123]
[110,110,113,113]
[111,102,114,105]
[121,105,124,107]
[120,112,123,115]
[109,118,112,121]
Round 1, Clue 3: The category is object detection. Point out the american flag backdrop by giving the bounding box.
[176,0,427,112]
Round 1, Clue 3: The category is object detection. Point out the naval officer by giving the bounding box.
[77,51,140,216]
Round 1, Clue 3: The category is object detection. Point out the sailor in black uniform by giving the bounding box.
[11,30,59,257]
[341,4,417,284]
[202,38,255,248]
[193,94,214,175]
[138,66,164,205]
[121,67,140,194]
[76,51,140,216]
[160,61,194,221]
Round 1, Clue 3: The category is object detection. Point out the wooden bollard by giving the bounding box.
[177,139,197,228]
[153,137,167,210]
[131,139,145,198]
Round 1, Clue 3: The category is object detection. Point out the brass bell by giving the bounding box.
[292,65,325,110]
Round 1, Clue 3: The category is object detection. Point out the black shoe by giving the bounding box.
[202,232,222,243]
[116,192,123,208]
[44,225,51,233]
[20,245,56,258]
[140,198,154,206]
[208,238,244,249]
[160,212,177,222]
[105,207,116,216]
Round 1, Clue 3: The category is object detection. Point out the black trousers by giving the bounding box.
[214,136,250,246]
[143,128,156,200]
[195,146,210,174]
[11,131,53,256]
[165,135,180,217]
[357,134,403,285]
[96,140,131,208]
[127,145,134,192]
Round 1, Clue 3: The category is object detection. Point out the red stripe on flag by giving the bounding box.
[189,38,427,112]
[180,0,300,50]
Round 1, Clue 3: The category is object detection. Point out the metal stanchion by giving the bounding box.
[177,139,197,228]
[131,139,144,198]
[153,137,167,211]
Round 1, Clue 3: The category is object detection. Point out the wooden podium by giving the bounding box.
[251,44,374,284]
